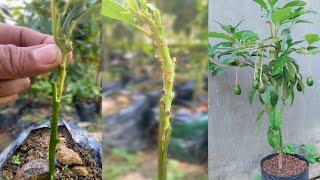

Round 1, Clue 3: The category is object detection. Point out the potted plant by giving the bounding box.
[102,0,176,179]
[70,68,101,122]
[209,0,319,179]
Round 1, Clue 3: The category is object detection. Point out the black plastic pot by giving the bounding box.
[174,80,196,104]
[261,154,309,180]
[0,102,28,128]
[0,120,102,169]
[75,101,98,122]
[102,81,123,96]
[168,110,208,163]
[146,90,161,108]
[103,93,152,151]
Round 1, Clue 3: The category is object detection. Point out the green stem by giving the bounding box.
[157,42,175,180]
[259,52,263,82]
[150,14,175,180]
[48,1,69,179]
[126,3,176,179]
[49,83,60,180]
[57,54,68,97]
[48,49,68,180]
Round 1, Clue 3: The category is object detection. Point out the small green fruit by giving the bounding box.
[234,83,242,95]
[252,80,259,89]
[258,82,265,94]
[296,83,302,92]
[307,76,314,86]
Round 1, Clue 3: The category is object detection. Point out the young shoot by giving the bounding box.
[49,0,87,179]
[102,0,176,179]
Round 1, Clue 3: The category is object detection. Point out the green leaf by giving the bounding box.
[274,106,283,129]
[208,63,226,76]
[267,127,281,150]
[297,79,305,93]
[102,0,135,24]
[283,144,296,154]
[303,144,317,153]
[271,7,292,24]
[283,1,306,8]
[260,86,271,104]
[305,34,320,45]
[61,0,87,35]
[271,55,288,76]
[295,19,312,24]
[290,85,295,106]
[215,21,235,33]
[255,110,265,134]
[249,88,256,106]
[234,30,259,44]
[270,88,278,107]
[268,0,278,7]
[253,0,268,10]
[126,0,138,10]
[208,32,234,41]
[287,61,297,80]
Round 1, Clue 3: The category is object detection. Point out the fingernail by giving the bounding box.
[32,45,61,65]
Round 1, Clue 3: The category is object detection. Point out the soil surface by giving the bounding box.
[1,127,101,180]
[262,154,307,177]
[102,92,131,116]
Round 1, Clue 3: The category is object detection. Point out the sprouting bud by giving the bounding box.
[173,57,176,64]
[165,110,170,115]
[61,0,87,37]
[159,99,165,105]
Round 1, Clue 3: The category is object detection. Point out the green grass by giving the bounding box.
[104,149,139,180]
[104,148,207,180]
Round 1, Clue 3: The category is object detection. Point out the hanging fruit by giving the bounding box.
[234,83,242,95]
[307,76,314,86]
[252,79,259,89]
[258,82,265,94]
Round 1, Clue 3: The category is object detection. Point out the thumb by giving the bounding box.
[0,44,61,79]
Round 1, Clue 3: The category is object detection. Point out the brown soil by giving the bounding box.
[175,103,208,114]
[102,92,132,116]
[1,127,101,180]
[262,154,307,177]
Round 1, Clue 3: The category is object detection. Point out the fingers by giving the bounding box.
[0,44,62,79]
[0,94,18,105]
[0,78,30,97]
[0,23,54,47]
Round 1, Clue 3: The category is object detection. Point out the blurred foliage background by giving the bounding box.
[102,0,208,95]
[0,0,101,109]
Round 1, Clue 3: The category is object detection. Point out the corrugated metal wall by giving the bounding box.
[208,0,320,179]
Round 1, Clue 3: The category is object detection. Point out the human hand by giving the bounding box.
[0,24,70,105]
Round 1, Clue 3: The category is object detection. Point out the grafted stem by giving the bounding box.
[48,32,69,180]
[48,1,72,179]
[130,5,175,180]
[157,42,175,180]
[49,83,60,180]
